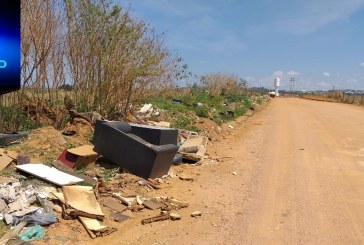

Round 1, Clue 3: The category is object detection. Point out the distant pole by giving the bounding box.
[290,78,295,96]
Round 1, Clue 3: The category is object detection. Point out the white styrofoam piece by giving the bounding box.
[16,164,84,186]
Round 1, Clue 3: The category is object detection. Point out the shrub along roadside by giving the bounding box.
[143,89,258,131]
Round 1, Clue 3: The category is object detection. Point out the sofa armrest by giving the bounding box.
[152,144,178,154]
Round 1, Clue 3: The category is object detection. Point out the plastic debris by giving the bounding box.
[18,225,45,241]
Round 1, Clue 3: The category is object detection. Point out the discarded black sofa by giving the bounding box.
[93,120,178,179]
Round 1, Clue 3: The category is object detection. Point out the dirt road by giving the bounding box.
[98,98,364,245]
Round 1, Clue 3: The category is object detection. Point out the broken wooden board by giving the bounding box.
[52,160,96,186]
[102,198,127,213]
[142,199,163,210]
[141,213,170,225]
[111,212,129,222]
[79,217,116,238]
[62,186,104,219]
[79,216,107,231]
[16,164,84,186]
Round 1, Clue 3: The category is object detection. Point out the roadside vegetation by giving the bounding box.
[0,0,264,133]
[303,91,364,105]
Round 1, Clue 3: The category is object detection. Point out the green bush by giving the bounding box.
[194,107,209,118]
[0,106,37,131]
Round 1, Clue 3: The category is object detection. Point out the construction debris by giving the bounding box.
[16,164,84,186]
[179,174,195,181]
[142,199,163,210]
[169,212,181,220]
[178,135,208,162]
[78,216,116,239]
[102,198,127,213]
[0,221,28,245]
[62,185,104,220]
[191,211,202,217]
[51,160,96,186]
[138,104,154,117]
[141,213,170,225]
[111,212,129,223]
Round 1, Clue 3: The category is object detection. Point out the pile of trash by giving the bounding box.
[0,98,251,244]
[0,179,57,243]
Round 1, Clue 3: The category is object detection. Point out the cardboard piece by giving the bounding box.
[57,145,98,169]
[62,186,104,219]
[0,152,13,171]
[16,164,84,186]
[0,148,18,160]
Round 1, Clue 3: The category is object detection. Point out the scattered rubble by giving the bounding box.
[179,175,195,181]
[178,135,208,162]
[0,97,267,243]
[141,213,170,225]
[191,211,202,217]
[169,212,181,220]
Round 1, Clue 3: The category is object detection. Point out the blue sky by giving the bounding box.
[123,0,364,91]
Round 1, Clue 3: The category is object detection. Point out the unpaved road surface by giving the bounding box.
[97,98,364,245]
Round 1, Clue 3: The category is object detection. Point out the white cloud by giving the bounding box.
[286,71,300,77]
[251,0,364,35]
[323,72,331,77]
[273,70,284,78]
[360,62,364,67]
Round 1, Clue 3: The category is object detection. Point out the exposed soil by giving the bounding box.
[7,126,67,163]
[93,98,363,245]
[7,98,364,244]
